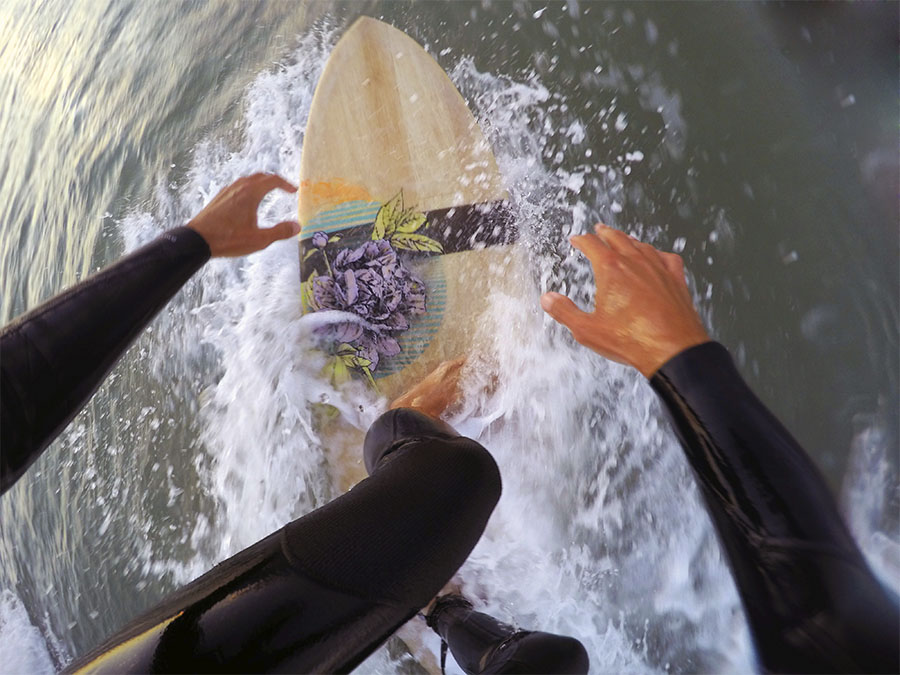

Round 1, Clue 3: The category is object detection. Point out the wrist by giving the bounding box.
[185,221,217,255]
[166,225,212,259]
[636,333,712,378]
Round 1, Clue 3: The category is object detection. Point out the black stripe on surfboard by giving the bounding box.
[300,200,517,275]
[427,200,518,252]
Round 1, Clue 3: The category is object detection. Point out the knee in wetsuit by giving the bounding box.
[363,407,463,474]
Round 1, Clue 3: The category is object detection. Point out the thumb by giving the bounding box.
[540,292,588,331]
[264,220,301,245]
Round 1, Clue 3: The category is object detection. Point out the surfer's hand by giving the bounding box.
[187,173,301,257]
[389,358,466,420]
[540,224,710,378]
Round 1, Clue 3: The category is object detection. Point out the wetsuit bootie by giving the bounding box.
[425,593,590,674]
[363,408,461,474]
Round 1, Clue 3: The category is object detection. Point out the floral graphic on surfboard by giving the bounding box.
[301,191,444,388]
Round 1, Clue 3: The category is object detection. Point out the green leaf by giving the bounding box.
[331,357,351,384]
[328,235,342,243]
[300,281,309,311]
[330,346,378,390]
[302,248,317,262]
[360,364,377,389]
[394,211,427,234]
[336,343,357,357]
[339,355,358,368]
[372,191,404,240]
[391,233,444,253]
[321,355,351,385]
[301,270,319,312]
[350,355,372,368]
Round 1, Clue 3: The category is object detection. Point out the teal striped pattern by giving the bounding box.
[301,200,381,239]
[375,258,447,379]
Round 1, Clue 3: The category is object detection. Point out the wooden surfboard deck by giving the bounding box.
[298,16,520,484]
[299,16,506,222]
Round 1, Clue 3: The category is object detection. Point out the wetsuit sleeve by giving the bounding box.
[0,227,210,495]
[650,341,899,673]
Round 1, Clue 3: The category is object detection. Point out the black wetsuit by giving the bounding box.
[1,228,211,493]
[652,344,900,673]
[0,229,577,674]
[1,228,897,673]
[65,408,502,673]
[425,593,590,674]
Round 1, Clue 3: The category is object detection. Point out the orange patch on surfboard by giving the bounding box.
[299,179,374,217]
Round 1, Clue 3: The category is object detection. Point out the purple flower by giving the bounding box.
[311,231,329,249]
[311,238,426,370]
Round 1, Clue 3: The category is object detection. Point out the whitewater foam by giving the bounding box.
[0,590,55,675]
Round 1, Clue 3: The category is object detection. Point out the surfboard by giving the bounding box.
[298,16,518,482]
[297,18,520,669]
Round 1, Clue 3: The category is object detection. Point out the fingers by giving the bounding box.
[244,173,298,201]
[414,358,465,387]
[263,220,301,245]
[571,225,645,267]
[388,356,467,416]
[540,292,590,337]
[569,233,614,266]
[436,356,466,374]
[594,224,641,256]
[590,224,686,282]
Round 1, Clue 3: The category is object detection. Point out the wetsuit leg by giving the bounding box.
[65,409,501,674]
[651,342,899,673]
[427,595,589,675]
[366,411,589,675]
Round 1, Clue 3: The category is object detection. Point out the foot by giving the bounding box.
[424,593,591,675]
[389,357,466,420]
[423,581,464,618]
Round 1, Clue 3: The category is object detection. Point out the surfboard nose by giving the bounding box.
[298,15,506,225]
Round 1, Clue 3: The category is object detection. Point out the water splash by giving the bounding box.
[4,16,896,675]
[842,411,900,592]
[119,27,346,573]
[121,29,752,671]
[0,590,55,674]
[117,23,896,674]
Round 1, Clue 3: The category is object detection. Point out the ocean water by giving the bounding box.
[0,2,897,673]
